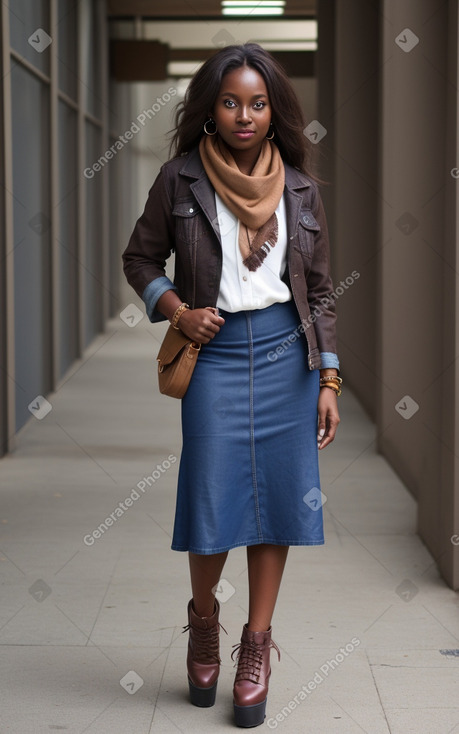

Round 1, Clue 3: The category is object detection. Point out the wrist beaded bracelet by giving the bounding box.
[171,303,190,329]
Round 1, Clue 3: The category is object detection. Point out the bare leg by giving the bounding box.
[246,544,289,631]
[189,551,229,617]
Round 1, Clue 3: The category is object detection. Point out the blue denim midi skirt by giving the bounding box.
[171,300,324,554]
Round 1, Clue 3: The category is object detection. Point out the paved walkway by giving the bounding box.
[1,309,458,734]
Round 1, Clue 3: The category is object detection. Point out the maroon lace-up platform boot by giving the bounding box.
[183,598,226,707]
[232,624,280,727]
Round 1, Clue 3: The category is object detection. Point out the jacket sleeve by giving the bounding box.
[121,167,178,316]
[306,183,339,365]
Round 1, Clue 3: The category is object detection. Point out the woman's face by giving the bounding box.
[211,65,272,158]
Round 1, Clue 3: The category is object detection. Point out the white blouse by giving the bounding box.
[215,192,292,312]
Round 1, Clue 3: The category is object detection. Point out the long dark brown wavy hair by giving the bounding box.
[169,43,314,175]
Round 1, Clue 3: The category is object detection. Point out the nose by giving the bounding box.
[237,106,252,124]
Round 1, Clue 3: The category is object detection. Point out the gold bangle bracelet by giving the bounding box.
[320,384,342,397]
[171,303,190,329]
[319,377,343,389]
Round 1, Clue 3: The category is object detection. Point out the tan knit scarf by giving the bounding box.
[199,134,285,271]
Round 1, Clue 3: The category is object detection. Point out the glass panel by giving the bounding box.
[11,64,51,430]
[57,101,79,375]
[84,121,103,346]
[81,0,102,118]
[109,135,121,318]
[57,0,78,100]
[9,0,50,76]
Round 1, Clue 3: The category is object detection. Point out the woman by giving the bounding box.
[122,43,340,728]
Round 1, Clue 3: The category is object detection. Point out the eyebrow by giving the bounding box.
[219,92,268,100]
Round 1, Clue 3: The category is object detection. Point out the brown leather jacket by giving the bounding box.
[122,147,337,370]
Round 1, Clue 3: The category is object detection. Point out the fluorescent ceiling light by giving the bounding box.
[223,8,284,14]
[222,1,285,16]
[222,1,285,5]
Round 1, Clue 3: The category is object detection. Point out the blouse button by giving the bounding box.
[242,276,247,281]
[188,207,194,213]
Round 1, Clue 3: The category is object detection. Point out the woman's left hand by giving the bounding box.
[317,388,340,450]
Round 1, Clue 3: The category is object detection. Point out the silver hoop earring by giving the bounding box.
[204,118,217,135]
[266,125,275,140]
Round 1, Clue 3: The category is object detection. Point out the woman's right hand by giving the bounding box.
[177,307,225,344]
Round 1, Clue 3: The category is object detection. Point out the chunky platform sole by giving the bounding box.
[188,677,218,707]
[233,698,267,728]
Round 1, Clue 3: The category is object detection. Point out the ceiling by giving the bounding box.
[107,1,316,18]
[108,1,318,80]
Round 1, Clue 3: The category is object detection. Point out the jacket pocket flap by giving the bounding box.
[172,199,201,218]
[299,210,320,231]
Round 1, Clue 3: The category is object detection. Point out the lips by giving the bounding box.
[233,130,255,139]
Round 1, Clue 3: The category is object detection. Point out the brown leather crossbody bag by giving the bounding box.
[156,325,200,399]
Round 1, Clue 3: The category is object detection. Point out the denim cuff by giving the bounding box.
[320,352,340,370]
[142,277,177,323]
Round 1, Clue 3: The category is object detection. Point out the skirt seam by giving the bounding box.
[247,311,263,543]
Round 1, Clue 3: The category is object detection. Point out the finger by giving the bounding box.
[197,323,220,341]
[319,430,334,449]
[318,417,339,449]
[317,426,325,447]
[203,322,226,338]
[317,410,326,445]
[204,307,225,322]
[208,314,225,326]
[318,434,333,450]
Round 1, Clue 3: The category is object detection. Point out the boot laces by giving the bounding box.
[182,621,227,665]
[231,637,280,684]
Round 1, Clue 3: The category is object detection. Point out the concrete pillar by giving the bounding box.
[318,0,380,420]
[0,4,15,455]
[319,0,459,588]
[378,0,459,589]
[316,0,336,272]
[440,0,459,589]
[437,0,459,588]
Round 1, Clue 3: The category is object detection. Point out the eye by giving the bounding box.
[254,101,266,110]
[223,99,236,108]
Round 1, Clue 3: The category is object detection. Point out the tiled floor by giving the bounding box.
[1,313,458,733]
